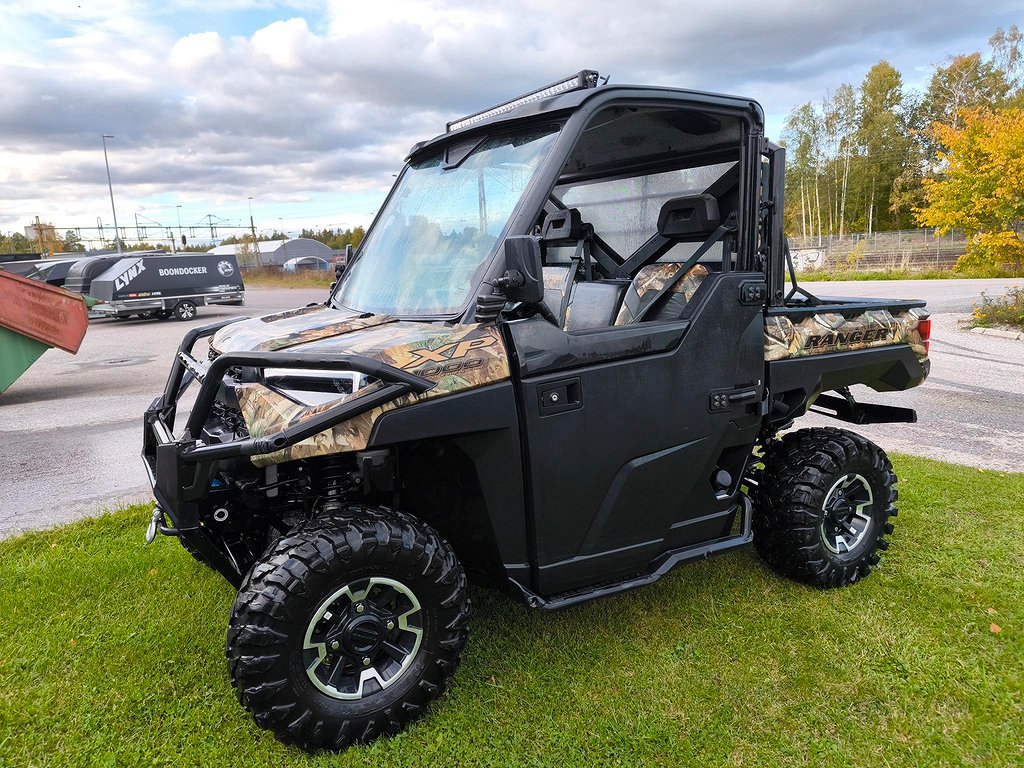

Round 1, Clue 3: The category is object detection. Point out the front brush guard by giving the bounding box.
[141,317,434,586]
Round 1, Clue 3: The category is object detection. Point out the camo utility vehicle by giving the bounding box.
[143,72,931,751]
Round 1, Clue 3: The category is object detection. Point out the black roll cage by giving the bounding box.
[329,86,767,325]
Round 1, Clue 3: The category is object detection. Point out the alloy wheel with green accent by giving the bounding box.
[226,508,470,752]
[302,576,424,700]
[820,473,874,555]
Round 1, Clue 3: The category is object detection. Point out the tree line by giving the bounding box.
[0,229,86,256]
[298,227,366,251]
[781,25,1023,249]
[216,226,365,252]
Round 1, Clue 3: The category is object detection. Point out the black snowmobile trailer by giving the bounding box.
[35,256,95,288]
[64,254,140,299]
[88,252,245,320]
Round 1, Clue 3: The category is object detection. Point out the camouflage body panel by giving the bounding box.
[233,322,509,466]
[614,263,708,325]
[764,307,929,363]
[211,304,396,353]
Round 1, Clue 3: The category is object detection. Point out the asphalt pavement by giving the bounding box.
[1,278,1021,537]
[798,278,1024,473]
[0,287,327,537]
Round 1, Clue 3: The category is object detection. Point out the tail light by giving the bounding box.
[917,317,931,354]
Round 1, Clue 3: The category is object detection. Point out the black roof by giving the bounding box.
[408,83,765,159]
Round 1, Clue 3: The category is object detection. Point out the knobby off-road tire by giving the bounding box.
[752,427,897,588]
[226,507,470,752]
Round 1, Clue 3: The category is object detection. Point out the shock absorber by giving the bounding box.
[317,460,354,515]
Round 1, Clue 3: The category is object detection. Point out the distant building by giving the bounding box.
[207,237,332,267]
[24,221,57,250]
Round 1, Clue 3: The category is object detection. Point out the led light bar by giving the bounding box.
[446,70,600,132]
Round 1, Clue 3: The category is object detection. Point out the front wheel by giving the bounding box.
[226,508,470,751]
[752,427,897,588]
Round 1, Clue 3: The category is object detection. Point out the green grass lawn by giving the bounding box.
[1,455,1021,767]
[244,266,334,289]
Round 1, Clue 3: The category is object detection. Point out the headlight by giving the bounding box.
[262,368,372,407]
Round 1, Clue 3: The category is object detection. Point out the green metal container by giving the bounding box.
[0,325,50,393]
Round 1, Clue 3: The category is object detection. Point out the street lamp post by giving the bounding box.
[176,204,183,246]
[101,134,122,254]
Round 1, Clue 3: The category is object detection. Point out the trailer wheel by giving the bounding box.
[155,309,173,320]
[752,427,897,588]
[226,507,470,752]
[173,300,197,320]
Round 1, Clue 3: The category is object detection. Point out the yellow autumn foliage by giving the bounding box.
[916,108,1024,271]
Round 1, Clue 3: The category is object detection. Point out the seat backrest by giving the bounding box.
[613,263,709,325]
[563,279,630,331]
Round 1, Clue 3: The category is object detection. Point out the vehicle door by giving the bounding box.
[506,107,766,595]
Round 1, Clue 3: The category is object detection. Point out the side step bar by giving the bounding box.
[510,496,752,611]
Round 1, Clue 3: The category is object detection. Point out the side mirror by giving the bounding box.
[494,236,544,304]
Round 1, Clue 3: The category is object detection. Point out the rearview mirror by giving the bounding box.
[494,236,544,304]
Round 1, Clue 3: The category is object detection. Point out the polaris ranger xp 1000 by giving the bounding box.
[143,71,930,751]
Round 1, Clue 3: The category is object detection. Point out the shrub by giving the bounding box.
[971,286,1024,329]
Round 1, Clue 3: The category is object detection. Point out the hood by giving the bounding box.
[210,305,508,377]
[214,305,511,465]
[211,304,396,353]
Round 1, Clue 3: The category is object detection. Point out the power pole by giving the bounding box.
[101,134,122,254]
[34,216,45,254]
[248,197,263,267]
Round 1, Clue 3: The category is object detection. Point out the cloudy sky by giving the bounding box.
[0,0,1019,246]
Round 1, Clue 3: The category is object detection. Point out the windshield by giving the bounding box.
[333,125,560,316]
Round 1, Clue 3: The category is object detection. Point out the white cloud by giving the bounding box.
[0,0,1020,235]
[169,31,225,69]
[250,17,312,70]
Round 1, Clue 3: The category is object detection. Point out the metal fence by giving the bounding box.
[789,228,967,272]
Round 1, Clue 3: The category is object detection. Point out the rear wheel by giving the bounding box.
[226,508,470,751]
[173,300,197,320]
[752,427,897,588]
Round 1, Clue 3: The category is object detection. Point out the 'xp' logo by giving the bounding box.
[399,336,496,371]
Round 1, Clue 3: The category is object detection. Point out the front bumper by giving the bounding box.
[142,316,434,585]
